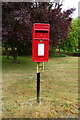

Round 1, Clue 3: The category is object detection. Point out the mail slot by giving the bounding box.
[32,23,50,62]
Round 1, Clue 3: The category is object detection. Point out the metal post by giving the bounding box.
[37,72,40,103]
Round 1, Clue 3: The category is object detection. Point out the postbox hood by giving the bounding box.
[33,23,50,31]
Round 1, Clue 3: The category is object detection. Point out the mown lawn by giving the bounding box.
[2,56,78,118]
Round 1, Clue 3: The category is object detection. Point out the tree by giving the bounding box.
[61,18,79,52]
[2,2,32,62]
[2,2,75,62]
[78,17,80,52]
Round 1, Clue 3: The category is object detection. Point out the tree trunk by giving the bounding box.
[12,47,18,63]
[49,47,56,57]
[58,46,61,53]
[5,47,9,59]
[13,54,17,63]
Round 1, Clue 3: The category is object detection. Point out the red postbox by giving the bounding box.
[32,23,50,62]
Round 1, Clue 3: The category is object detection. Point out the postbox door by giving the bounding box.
[32,40,49,62]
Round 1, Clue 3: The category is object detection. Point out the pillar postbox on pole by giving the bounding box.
[32,23,50,103]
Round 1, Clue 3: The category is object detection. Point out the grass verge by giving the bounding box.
[2,56,78,118]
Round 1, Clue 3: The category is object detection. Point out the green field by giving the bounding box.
[2,56,78,118]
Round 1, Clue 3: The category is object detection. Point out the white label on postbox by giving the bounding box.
[38,43,44,56]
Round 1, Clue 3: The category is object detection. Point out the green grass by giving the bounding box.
[2,56,78,118]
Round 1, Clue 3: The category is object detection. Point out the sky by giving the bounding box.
[62,0,79,18]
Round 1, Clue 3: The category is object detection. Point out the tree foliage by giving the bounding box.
[61,18,79,52]
[2,2,75,61]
